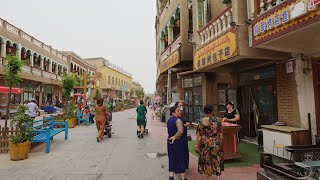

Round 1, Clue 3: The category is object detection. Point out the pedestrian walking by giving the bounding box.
[136,100,147,138]
[167,105,187,180]
[95,98,107,142]
[175,100,190,170]
[195,104,223,180]
[27,99,38,119]
[105,97,113,121]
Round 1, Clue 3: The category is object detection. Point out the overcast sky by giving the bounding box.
[0,0,157,94]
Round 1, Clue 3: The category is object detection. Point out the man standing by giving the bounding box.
[27,99,38,119]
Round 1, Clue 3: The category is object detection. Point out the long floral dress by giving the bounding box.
[196,116,223,176]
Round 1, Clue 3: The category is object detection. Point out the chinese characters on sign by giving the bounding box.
[253,8,291,37]
[253,0,309,37]
[159,51,180,74]
[193,30,238,71]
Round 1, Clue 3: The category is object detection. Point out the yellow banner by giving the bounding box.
[159,50,180,74]
[194,30,238,71]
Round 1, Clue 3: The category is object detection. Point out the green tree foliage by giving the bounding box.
[94,89,101,100]
[72,74,83,86]
[3,55,23,137]
[135,88,145,99]
[10,105,34,144]
[61,74,75,99]
[222,0,232,5]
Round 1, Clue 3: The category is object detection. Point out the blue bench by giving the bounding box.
[77,110,89,125]
[31,115,68,153]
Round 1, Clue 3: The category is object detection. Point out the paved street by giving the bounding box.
[0,108,260,180]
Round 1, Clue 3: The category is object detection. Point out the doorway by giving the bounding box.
[239,83,277,137]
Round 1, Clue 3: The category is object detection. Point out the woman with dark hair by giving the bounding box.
[167,105,187,180]
[175,100,190,170]
[195,104,223,180]
[136,100,147,138]
[223,102,240,124]
[95,98,107,142]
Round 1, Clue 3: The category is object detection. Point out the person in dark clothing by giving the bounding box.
[167,105,188,180]
[175,100,190,170]
[222,102,240,124]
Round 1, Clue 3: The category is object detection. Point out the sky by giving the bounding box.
[0,0,157,94]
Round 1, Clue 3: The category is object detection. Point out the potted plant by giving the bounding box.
[66,103,77,128]
[9,105,34,161]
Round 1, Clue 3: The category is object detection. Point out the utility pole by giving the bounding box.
[167,68,172,105]
[73,73,101,105]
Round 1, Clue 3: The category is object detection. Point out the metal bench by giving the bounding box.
[31,115,68,153]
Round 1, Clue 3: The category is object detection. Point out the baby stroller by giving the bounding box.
[104,112,113,138]
[136,118,148,135]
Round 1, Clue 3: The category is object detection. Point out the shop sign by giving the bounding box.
[159,50,180,74]
[309,0,320,10]
[253,0,307,37]
[286,61,294,73]
[193,30,238,71]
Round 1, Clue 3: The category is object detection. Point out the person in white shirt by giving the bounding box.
[27,99,38,119]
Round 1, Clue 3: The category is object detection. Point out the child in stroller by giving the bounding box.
[137,117,148,135]
[104,111,113,138]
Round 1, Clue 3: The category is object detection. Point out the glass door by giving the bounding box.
[239,83,276,137]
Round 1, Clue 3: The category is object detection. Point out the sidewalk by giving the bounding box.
[146,109,260,180]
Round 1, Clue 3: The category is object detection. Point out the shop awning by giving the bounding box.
[74,93,84,97]
[0,86,22,94]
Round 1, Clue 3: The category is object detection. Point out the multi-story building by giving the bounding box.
[247,0,320,142]
[156,0,316,141]
[155,0,194,105]
[132,81,143,91]
[0,19,69,108]
[85,57,133,99]
[60,51,97,76]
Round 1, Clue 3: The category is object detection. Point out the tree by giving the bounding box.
[135,88,145,99]
[94,89,101,100]
[3,55,23,138]
[61,74,75,101]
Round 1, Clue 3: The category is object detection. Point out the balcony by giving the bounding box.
[251,0,320,54]
[198,6,233,46]
[21,65,63,82]
[160,35,181,63]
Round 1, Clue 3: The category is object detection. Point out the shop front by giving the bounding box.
[22,83,35,102]
[237,66,277,137]
[42,85,54,106]
[0,85,22,118]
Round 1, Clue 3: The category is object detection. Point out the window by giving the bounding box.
[112,77,114,85]
[118,79,120,86]
[108,76,111,84]
[121,80,123,86]
[115,78,117,86]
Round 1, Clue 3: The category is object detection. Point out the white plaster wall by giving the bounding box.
[295,58,317,143]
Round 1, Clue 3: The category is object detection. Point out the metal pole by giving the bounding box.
[167,68,172,105]
[83,73,87,106]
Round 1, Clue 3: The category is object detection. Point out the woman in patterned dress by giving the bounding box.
[195,104,223,180]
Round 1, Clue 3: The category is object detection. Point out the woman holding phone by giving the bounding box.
[167,105,187,180]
